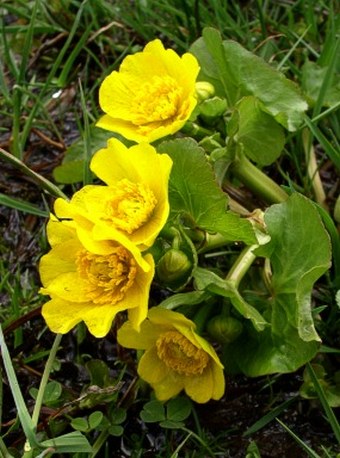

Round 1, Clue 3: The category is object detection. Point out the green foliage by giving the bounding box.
[228,96,285,166]
[190,27,308,131]
[223,194,331,376]
[0,1,339,456]
[158,137,257,245]
[140,397,192,428]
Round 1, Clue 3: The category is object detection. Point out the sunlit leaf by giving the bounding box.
[158,137,256,245]
[190,27,308,131]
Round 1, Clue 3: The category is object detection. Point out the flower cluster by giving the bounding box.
[40,39,225,403]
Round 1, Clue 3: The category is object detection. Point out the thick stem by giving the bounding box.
[231,153,289,204]
[226,244,258,289]
[31,333,63,428]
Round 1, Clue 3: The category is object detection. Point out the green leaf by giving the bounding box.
[71,417,89,432]
[160,419,185,429]
[301,60,340,108]
[225,193,331,376]
[193,267,267,331]
[110,407,127,425]
[88,411,104,430]
[140,400,166,423]
[159,290,211,310]
[40,431,92,453]
[190,27,308,131]
[30,381,62,405]
[158,138,256,245]
[166,397,192,422]
[266,194,331,341]
[108,425,124,436]
[229,96,285,166]
[85,359,113,388]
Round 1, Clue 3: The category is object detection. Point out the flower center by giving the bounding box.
[76,246,137,304]
[104,179,157,234]
[131,75,183,125]
[156,331,209,376]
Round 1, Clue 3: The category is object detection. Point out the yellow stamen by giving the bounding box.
[156,331,209,376]
[104,179,157,234]
[76,247,137,304]
[131,75,183,125]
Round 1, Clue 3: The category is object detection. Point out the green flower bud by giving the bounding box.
[207,315,243,344]
[195,81,215,101]
[157,249,192,285]
[199,97,228,120]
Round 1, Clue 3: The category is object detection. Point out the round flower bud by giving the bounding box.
[157,249,192,285]
[207,315,243,344]
[195,81,215,101]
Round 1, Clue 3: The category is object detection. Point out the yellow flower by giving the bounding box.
[54,138,172,254]
[97,39,200,143]
[117,307,225,403]
[39,216,154,337]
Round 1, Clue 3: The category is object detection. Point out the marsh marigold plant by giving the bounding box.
[54,138,172,254]
[39,216,154,337]
[117,307,225,403]
[97,39,200,143]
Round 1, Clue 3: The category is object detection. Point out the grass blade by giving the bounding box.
[243,396,298,437]
[276,418,321,458]
[0,147,67,199]
[0,325,40,449]
[303,116,340,171]
[0,193,49,217]
[306,362,340,444]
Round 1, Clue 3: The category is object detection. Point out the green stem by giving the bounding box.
[226,244,258,289]
[181,121,215,140]
[198,232,234,253]
[31,334,63,428]
[0,436,15,458]
[231,153,289,204]
[0,148,67,200]
[90,429,109,457]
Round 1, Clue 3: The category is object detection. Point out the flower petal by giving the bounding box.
[39,239,81,286]
[184,365,214,403]
[138,347,169,384]
[117,320,161,349]
[126,254,155,330]
[148,307,195,329]
[97,39,199,143]
[210,361,226,400]
[151,371,184,402]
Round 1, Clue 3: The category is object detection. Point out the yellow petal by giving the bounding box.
[97,39,199,143]
[44,272,90,302]
[92,225,151,272]
[42,297,127,337]
[39,239,81,286]
[117,320,161,349]
[148,307,195,329]
[184,365,214,403]
[41,297,88,334]
[138,347,169,384]
[46,212,76,247]
[126,254,155,330]
[151,371,184,402]
[211,361,226,400]
[81,302,128,337]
